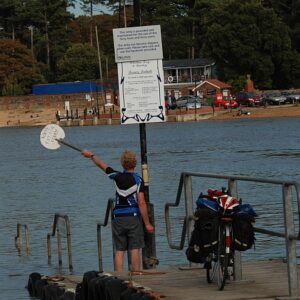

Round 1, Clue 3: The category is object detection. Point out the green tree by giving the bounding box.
[262,0,300,52]
[0,0,75,81]
[80,0,106,15]
[228,76,247,94]
[139,0,191,59]
[1,0,299,89]
[2,76,23,96]
[0,0,19,39]
[56,43,99,81]
[0,39,45,95]
[23,0,74,76]
[70,13,123,81]
[79,0,106,45]
[202,0,299,89]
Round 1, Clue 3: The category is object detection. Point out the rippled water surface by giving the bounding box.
[1,117,300,299]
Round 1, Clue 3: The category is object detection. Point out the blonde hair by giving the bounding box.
[120,150,137,170]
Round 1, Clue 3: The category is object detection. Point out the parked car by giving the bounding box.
[214,96,238,109]
[186,98,201,109]
[175,95,201,109]
[284,92,300,104]
[261,92,286,105]
[235,92,262,106]
[222,98,239,109]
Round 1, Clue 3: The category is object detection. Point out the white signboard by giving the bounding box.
[113,25,163,63]
[118,60,165,124]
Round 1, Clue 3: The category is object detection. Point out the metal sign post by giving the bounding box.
[113,2,164,268]
[135,0,156,269]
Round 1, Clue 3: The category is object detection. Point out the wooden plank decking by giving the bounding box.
[39,259,300,300]
[114,259,297,300]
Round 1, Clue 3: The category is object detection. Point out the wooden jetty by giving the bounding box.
[29,259,300,300]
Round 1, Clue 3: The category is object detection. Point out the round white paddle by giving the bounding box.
[40,124,81,152]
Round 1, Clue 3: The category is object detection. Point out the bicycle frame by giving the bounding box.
[223,217,233,254]
[206,215,234,290]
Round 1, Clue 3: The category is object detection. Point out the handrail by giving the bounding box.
[294,181,300,239]
[15,223,30,255]
[47,213,73,272]
[165,171,300,297]
[165,173,185,250]
[97,198,114,272]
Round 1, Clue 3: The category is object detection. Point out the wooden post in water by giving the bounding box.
[57,228,62,266]
[47,233,51,264]
[65,216,73,272]
[15,223,30,255]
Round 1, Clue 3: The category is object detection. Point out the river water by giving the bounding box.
[1,117,300,299]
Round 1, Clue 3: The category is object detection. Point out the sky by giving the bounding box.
[68,1,110,17]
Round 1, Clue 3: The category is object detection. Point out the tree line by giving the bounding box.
[0,0,299,96]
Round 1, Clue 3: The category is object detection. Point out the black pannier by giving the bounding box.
[232,213,255,251]
[186,207,219,263]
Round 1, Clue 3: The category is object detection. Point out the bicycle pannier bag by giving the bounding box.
[186,207,219,263]
[232,213,255,251]
[186,218,204,263]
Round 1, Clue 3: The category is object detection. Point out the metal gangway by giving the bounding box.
[165,171,300,298]
[47,213,73,272]
[97,198,114,272]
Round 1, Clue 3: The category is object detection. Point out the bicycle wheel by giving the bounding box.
[216,224,229,290]
[205,252,218,283]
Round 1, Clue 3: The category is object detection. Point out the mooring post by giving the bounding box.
[97,224,103,272]
[65,216,73,272]
[47,233,51,264]
[57,228,62,266]
[16,223,22,252]
[24,224,30,255]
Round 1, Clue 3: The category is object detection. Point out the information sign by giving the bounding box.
[113,25,163,63]
[118,60,165,124]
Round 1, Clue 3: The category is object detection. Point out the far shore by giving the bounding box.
[0,104,299,128]
[210,104,300,121]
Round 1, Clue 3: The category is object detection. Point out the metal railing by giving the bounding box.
[47,213,73,272]
[165,171,300,297]
[97,198,114,272]
[15,223,30,255]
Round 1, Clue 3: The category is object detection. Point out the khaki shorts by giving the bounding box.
[112,216,145,251]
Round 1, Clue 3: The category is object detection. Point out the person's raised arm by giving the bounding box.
[81,149,108,172]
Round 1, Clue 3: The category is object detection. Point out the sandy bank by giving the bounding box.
[0,104,299,128]
[210,104,300,121]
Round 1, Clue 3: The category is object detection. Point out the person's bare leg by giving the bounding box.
[114,250,125,271]
[130,248,141,271]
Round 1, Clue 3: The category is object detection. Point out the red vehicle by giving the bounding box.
[213,95,238,109]
[222,97,238,109]
[235,91,262,106]
[213,94,224,107]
